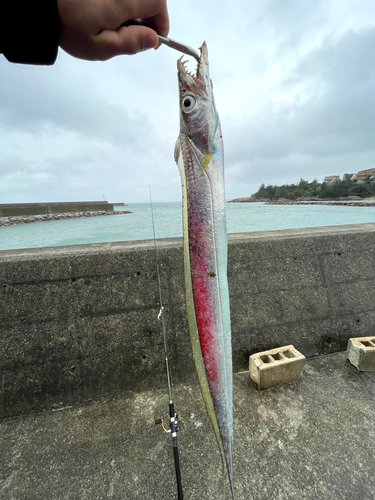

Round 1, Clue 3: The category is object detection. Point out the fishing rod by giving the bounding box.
[150,189,183,500]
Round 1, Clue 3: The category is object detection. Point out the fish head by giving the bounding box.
[177,42,220,156]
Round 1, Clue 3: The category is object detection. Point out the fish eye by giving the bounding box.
[182,96,196,113]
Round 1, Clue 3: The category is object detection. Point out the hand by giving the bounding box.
[57,0,170,61]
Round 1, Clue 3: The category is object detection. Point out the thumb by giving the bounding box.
[95,25,159,60]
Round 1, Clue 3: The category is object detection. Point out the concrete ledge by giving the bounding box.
[2,223,375,418]
[347,337,375,371]
[249,345,305,390]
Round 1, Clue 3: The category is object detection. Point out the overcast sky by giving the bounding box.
[1,0,375,204]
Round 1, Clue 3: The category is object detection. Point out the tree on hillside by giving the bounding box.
[252,178,375,200]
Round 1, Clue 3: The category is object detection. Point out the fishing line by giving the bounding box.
[150,187,184,500]
[150,189,172,403]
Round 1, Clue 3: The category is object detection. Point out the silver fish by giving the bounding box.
[174,42,234,498]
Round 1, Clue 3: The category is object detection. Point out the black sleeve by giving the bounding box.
[0,0,61,65]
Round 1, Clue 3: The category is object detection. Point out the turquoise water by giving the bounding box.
[1,201,375,251]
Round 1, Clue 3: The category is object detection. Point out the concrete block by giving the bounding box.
[249,345,305,390]
[347,337,375,371]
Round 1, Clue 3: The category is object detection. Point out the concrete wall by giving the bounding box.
[1,223,375,418]
[0,202,114,217]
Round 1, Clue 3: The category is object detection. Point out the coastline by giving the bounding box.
[229,196,375,206]
[0,210,131,227]
[264,200,375,207]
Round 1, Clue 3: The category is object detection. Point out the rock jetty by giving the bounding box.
[228,196,268,203]
[228,195,375,206]
[0,210,131,227]
[264,201,375,207]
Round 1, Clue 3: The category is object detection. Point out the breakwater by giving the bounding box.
[1,223,375,418]
[0,210,131,227]
[0,201,115,217]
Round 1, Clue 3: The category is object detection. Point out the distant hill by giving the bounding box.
[230,178,375,202]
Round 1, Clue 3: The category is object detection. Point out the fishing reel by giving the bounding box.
[155,403,184,499]
[155,409,180,435]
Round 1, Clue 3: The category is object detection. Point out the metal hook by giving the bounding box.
[121,20,200,62]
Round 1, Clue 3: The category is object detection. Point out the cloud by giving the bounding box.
[1,0,375,204]
[0,123,178,203]
[0,63,157,150]
[224,27,375,195]
[0,50,178,203]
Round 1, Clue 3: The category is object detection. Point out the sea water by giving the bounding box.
[1,201,375,251]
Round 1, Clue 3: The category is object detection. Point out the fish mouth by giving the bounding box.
[178,42,209,92]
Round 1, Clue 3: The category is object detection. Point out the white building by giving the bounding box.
[323,175,340,183]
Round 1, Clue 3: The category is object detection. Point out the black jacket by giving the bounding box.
[0,0,60,65]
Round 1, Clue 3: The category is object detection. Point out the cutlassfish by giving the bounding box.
[175,43,234,498]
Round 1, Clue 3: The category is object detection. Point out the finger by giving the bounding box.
[124,0,170,37]
[95,25,159,60]
[140,11,169,38]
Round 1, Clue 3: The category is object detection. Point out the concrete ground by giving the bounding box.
[1,352,374,500]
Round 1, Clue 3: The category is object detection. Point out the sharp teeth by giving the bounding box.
[179,58,200,80]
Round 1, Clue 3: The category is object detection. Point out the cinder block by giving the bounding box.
[347,337,375,371]
[249,345,305,390]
